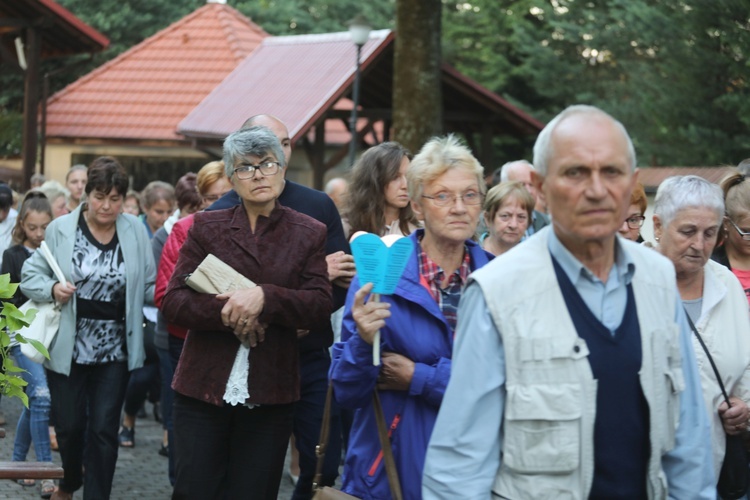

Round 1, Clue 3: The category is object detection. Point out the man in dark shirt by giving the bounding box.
[209,114,353,498]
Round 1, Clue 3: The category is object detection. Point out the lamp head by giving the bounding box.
[348,14,371,46]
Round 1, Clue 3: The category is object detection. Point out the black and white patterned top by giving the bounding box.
[71,213,127,365]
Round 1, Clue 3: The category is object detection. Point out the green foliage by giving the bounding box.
[443,0,750,166]
[234,0,396,35]
[0,274,49,408]
[0,111,23,157]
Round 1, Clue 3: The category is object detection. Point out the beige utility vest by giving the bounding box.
[471,229,684,500]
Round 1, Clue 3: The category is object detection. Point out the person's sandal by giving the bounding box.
[17,478,36,487]
[118,425,135,448]
[40,479,55,499]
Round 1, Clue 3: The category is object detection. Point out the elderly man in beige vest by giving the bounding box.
[423,105,715,499]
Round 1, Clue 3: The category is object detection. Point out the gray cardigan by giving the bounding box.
[20,205,156,375]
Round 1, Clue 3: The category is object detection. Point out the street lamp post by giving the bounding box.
[347,15,371,167]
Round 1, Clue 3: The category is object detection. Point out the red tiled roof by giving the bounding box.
[638,166,736,191]
[45,3,268,141]
[178,30,394,142]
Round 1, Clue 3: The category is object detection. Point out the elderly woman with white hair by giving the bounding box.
[330,135,494,499]
[654,175,750,484]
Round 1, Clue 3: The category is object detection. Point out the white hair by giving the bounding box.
[532,105,636,175]
[499,160,534,183]
[653,175,724,228]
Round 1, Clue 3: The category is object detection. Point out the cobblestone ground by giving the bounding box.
[0,399,309,499]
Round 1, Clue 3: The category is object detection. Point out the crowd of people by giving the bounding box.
[0,104,747,500]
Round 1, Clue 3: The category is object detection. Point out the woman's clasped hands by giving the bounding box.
[218,287,266,348]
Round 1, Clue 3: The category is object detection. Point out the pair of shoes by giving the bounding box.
[50,487,73,500]
[17,478,36,486]
[153,402,162,423]
[288,470,299,486]
[158,443,168,457]
[118,425,135,448]
[40,479,55,499]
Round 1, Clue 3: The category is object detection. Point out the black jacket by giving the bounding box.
[1,244,32,307]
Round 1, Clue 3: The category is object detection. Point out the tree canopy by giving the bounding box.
[443,0,750,166]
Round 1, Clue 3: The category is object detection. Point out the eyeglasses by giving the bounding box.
[233,161,281,180]
[727,217,750,241]
[421,191,483,207]
[625,215,645,229]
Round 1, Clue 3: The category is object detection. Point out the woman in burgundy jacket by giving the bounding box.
[162,126,332,500]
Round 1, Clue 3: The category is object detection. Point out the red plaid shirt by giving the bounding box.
[418,246,471,331]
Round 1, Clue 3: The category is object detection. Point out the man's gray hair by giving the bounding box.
[223,126,286,178]
[533,105,637,175]
[499,160,534,183]
[653,175,724,228]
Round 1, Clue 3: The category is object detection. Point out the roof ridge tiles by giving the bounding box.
[262,29,391,46]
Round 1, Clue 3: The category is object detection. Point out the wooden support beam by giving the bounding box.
[21,27,41,192]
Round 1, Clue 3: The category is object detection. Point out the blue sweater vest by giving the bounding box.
[552,257,649,499]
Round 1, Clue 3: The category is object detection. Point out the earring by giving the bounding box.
[655,236,660,242]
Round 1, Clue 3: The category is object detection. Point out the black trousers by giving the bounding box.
[47,361,129,499]
[172,392,293,500]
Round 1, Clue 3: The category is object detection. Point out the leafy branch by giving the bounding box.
[0,274,49,407]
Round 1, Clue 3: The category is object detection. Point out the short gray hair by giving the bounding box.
[533,105,636,175]
[653,175,724,228]
[223,126,286,178]
[407,135,485,201]
[499,160,534,183]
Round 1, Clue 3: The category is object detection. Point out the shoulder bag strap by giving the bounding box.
[372,390,403,500]
[685,308,732,407]
[312,384,334,490]
[312,384,404,500]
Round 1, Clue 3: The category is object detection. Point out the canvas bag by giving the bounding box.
[19,241,67,363]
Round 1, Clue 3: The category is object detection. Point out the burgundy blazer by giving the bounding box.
[162,203,332,406]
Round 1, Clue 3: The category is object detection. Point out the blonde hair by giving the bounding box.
[196,161,227,196]
[407,135,485,201]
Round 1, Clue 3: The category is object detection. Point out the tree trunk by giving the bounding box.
[392,0,442,155]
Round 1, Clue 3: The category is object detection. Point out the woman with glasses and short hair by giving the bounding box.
[330,135,493,499]
[618,182,648,242]
[714,170,750,307]
[161,126,332,499]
